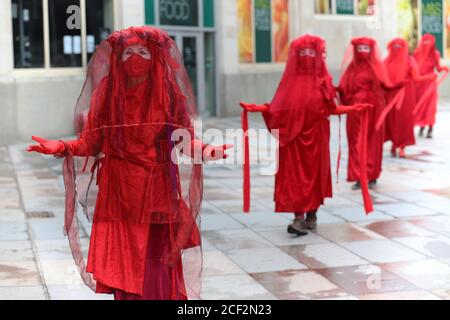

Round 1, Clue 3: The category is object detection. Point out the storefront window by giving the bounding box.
[85,0,114,61]
[12,0,45,68]
[159,0,199,27]
[315,0,376,15]
[11,0,114,69]
[48,0,82,68]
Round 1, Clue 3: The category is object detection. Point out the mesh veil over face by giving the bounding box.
[266,35,337,147]
[63,26,203,298]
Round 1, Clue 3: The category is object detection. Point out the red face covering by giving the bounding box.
[298,56,315,75]
[123,53,152,78]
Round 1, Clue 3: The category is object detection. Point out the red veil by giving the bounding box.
[63,26,203,298]
[263,35,337,146]
[414,34,441,71]
[340,37,392,90]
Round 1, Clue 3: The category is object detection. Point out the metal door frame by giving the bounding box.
[169,31,206,115]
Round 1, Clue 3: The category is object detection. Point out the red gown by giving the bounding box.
[258,35,341,214]
[241,35,374,215]
[60,27,202,300]
[263,80,334,213]
[343,68,385,182]
[384,70,416,150]
[414,35,441,127]
[340,38,387,182]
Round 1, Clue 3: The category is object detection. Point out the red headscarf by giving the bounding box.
[265,34,337,147]
[340,37,392,92]
[414,33,440,72]
[385,38,411,85]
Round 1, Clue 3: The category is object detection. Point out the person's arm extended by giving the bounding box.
[330,103,373,115]
[380,81,404,92]
[172,127,233,163]
[411,60,437,82]
[240,102,269,113]
[27,132,103,158]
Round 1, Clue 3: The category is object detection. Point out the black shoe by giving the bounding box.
[426,128,433,139]
[352,182,361,190]
[419,127,425,137]
[369,180,377,190]
[287,219,309,236]
[306,211,318,230]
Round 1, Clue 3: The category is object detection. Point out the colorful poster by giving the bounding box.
[337,0,354,15]
[358,0,376,15]
[273,0,289,62]
[237,0,254,63]
[315,0,331,14]
[446,0,450,58]
[397,0,419,52]
[421,0,444,56]
[254,0,272,63]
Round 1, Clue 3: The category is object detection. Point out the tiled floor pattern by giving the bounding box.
[1,105,450,300]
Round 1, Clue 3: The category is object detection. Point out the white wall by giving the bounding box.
[117,0,145,29]
[0,0,14,80]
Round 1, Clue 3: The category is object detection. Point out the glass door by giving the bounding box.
[169,32,206,115]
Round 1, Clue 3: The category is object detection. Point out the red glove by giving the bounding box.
[439,66,449,73]
[240,102,269,113]
[27,136,66,157]
[202,144,234,162]
[354,103,374,112]
[333,104,373,115]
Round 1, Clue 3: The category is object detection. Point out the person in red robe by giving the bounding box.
[339,37,399,190]
[241,35,372,236]
[27,27,231,300]
[384,38,437,158]
[413,34,449,139]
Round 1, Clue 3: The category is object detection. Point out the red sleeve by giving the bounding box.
[64,78,107,157]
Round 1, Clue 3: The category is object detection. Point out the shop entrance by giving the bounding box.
[170,32,207,115]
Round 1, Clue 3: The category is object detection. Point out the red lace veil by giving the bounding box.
[63,26,203,298]
[414,33,440,70]
[265,34,337,147]
[340,37,392,91]
[385,38,411,85]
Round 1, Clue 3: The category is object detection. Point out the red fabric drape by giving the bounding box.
[413,34,443,127]
[242,110,251,213]
[62,27,203,300]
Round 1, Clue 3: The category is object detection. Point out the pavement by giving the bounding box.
[1,102,450,300]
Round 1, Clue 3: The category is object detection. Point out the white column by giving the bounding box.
[0,0,14,80]
[215,0,240,75]
[117,0,145,29]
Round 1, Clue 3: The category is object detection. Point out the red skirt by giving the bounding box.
[274,119,332,213]
[87,222,187,300]
[347,94,384,182]
[385,81,416,149]
[415,79,438,127]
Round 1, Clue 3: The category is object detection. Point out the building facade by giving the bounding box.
[1,0,449,145]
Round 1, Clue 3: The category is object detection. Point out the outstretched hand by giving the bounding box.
[203,144,234,162]
[354,103,374,112]
[240,102,268,113]
[27,136,66,156]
